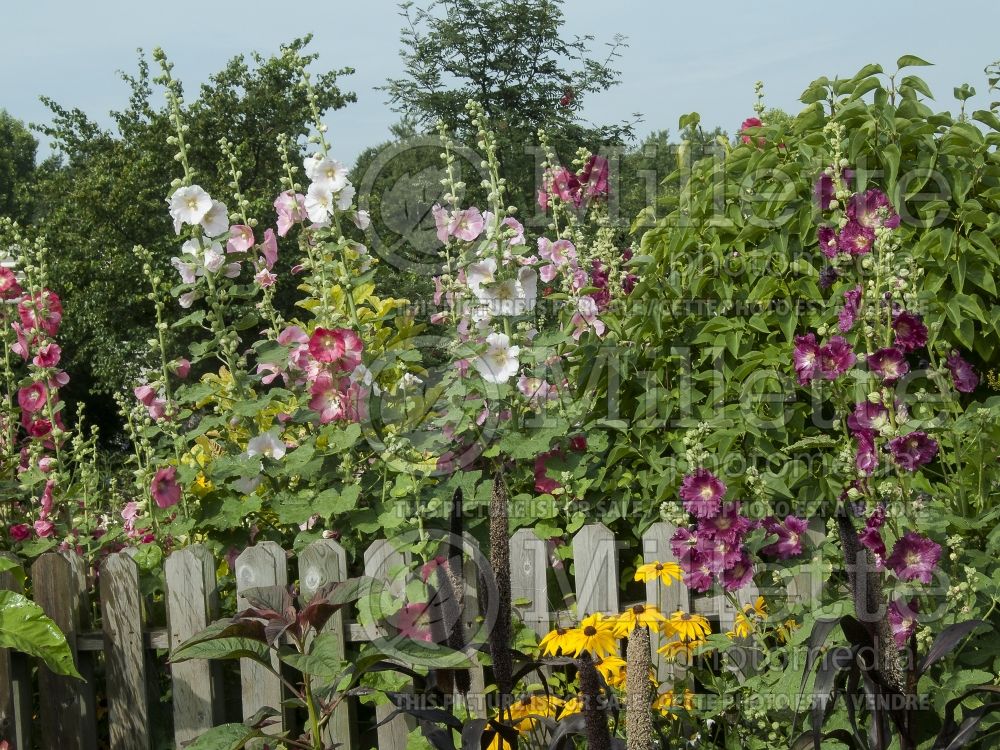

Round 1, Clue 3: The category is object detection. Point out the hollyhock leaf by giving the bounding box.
[0,591,82,679]
[314,485,361,516]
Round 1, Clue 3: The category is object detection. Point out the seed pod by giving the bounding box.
[578,653,612,750]
[484,471,514,707]
[625,627,653,750]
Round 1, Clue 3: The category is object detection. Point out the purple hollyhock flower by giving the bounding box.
[888,431,938,471]
[700,501,751,544]
[818,336,856,379]
[885,531,941,583]
[695,535,741,573]
[847,402,890,433]
[722,551,755,591]
[682,551,714,592]
[814,173,836,211]
[817,225,839,258]
[679,468,727,518]
[892,311,928,353]
[946,351,979,393]
[838,285,862,333]
[887,598,919,649]
[837,221,876,256]
[855,431,879,475]
[819,266,839,289]
[761,515,809,559]
[847,188,901,230]
[858,525,886,560]
[868,347,909,382]
[793,333,821,385]
[670,526,698,563]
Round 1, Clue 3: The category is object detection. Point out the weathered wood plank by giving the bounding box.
[509,528,550,639]
[165,544,222,747]
[572,523,620,617]
[100,552,151,750]
[363,538,414,750]
[32,552,97,750]
[235,542,288,734]
[641,522,690,682]
[298,539,353,750]
[0,553,30,750]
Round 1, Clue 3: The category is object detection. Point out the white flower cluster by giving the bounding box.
[302,155,355,225]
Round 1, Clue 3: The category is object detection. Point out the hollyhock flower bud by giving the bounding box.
[888,431,938,471]
[150,466,182,509]
[134,384,157,406]
[172,359,191,379]
[885,532,941,583]
[34,518,55,538]
[946,351,979,393]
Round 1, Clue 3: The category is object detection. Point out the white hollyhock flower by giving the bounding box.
[246,429,286,460]
[351,210,371,230]
[168,185,212,234]
[466,258,497,300]
[200,200,229,237]
[305,183,334,224]
[202,242,226,273]
[303,154,323,181]
[171,256,198,284]
[474,332,520,384]
[232,474,262,495]
[517,267,538,312]
[335,183,355,210]
[350,363,381,395]
[309,158,348,191]
[480,278,521,316]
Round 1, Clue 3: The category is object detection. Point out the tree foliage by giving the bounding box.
[0,110,38,224]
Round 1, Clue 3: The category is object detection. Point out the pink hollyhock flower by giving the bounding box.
[25,416,52,440]
[817,225,839,258]
[579,154,610,200]
[227,225,255,254]
[888,599,919,648]
[858,520,886,560]
[147,397,166,421]
[308,328,363,370]
[309,374,348,424]
[818,337,856,380]
[17,382,47,414]
[536,188,549,212]
[679,468,727,518]
[946,351,979,393]
[739,117,763,146]
[0,267,22,300]
[888,431,938,471]
[538,237,576,266]
[121,501,140,524]
[173,359,191,379]
[702,502,751,544]
[261,228,278,270]
[18,289,63,336]
[9,523,31,542]
[855,431,879,475]
[837,221,875,256]
[550,166,582,205]
[38,456,55,473]
[868,347,909,382]
[892,311,928,352]
[570,296,605,340]
[722,551,755,591]
[569,435,587,452]
[134,384,157,406]
[534,450,562,494]
[448,208,485,242]
[848,402,890,434]
[885,532,941,583]
[501,216,526,245]
[34,518,55,538]
[761,515,809,559]
[793,333,821,385]
[517,375,556,405]
[32,342,61,368]
[838,286,862,333]
[151,466,182,509]
[274,190,307,237]
[682,551,714,592]
[39,479,55,515]
[255,269,277,287]
[847,189,900,230]
[420,555,448,583]
[392,603,433,643]
[431,204,451,244]
[10,322,35,360]
[278,325,309,346]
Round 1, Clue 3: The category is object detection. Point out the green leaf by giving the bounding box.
[0,557,25,587]
[171,636,271,665]
[897,54,933,69]
[0,590,82,678]
[182,722,266,750]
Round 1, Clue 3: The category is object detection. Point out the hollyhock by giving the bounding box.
[838,286,862,332]
[392,603,433,643]
[134,384,157,407]
[200,200,229,237]
[32,342,61,368]
[534,450,562,494]
[18,290,63,336]
[34,518,55,538]
[168,185,212,233]
[308,158,349,191]
[536,188,549,212]
[173,358,191,379]
[352,209,371,230]
[431,204,451,244]
[892,311,928,352]
[274,190,307,236]
[722,551,754,591]
[682,552,714,592]
[946,351,979,393]
[569,435,587,452]
[518,375,557,405]
[227,225,254,254]
[448,208,485,242]
[888,599,919,648]
[17,382,47,414]
[814,173,836,211]
[9,524,31,542]
[308,327,360,367]
[670,526,699,563]
[793,333,821,384]
[858,522,886,560]
[703,502,751,544]
[847,189,900,230]
[0,267,21,299]
[171,256,198,284]
[837,221,875,256]
[761,515,809,559]
[538,237,576,266]
[570,296,605,340]
[855,431,879,475]
[335,184,355,211]
[888,431,938,471]
[39,479,55,515]
[501,216,526,245]
[739,117,763,145]
[255,269,277,287]
[886,532,941,584]
[868,347,909,382]
[466,258,498,299]
[473,332,520,384]
[679,468,726,518]
[260,228,279,270]
[579,154,610,199]
[818,337,856,379]
[305,183,335,224]
[696,536,741,573]
[309,374,349,424]
[151,466,182,509]
[819,266,839,289]
[550,166,582,205]
[246,430,287,460]
[817,226,839,258]
[847,402,890,433]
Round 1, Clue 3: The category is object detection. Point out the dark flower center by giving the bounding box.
[583,626,598,636]
[632,604,646,615]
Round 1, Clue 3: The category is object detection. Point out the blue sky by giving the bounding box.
[2,0,998,166]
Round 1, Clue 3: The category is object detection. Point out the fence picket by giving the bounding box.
[509,528,550,639]
[572,523,620,617]
[165,544,222,747]
[32,552,97,750]
[298,538,354,750]
[235,542,289,734]
[641,522,690,682]
[0,553,30,750]
[100,552,151,750]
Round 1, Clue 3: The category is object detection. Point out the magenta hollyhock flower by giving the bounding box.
[855,431,879,475]
[888,599,919,648]
[9,523,31,542]
[670,526,699,563]
[761,515,809,559]
[818,336,856,380]
[579,154,610,200]
[682,551,714,592]
[847,189,900,230]
[392,603,433,643]
[17,382,47,414]
[819,266,839,289]
[550,166,582,206]
[150,466,181,509]
[817,226,839,258]
[0,267,22,300]
[308,327,345,364]
[837,221,875,256]
[858,525,886,559]
[533,450,562,494]
[888,431,938,471]
[793,333,821,385]
[892,311,928,353]
[18,289,63,336]
[722,551,755,591]
[32,342,61,369]
[946,351,979,393]
[814,173,836,211]
[309,374,348,424]
[838,285,862,333]
[696,536,741,574]
[261,228,279,270]
[680,468,727,518]
[739,117,763,145]
[868,347,909,382]
[847,402,890,433]
[701,502,751,544]
[885,532,941,583]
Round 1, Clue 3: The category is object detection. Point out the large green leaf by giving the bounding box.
[182,722,266,750]
[0,590,82,679]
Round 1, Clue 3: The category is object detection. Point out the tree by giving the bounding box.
[30,37,355,437]
[383,0,637,214]
[0,111,38,224]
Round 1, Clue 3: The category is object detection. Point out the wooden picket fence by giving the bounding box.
[0,520,825,750]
